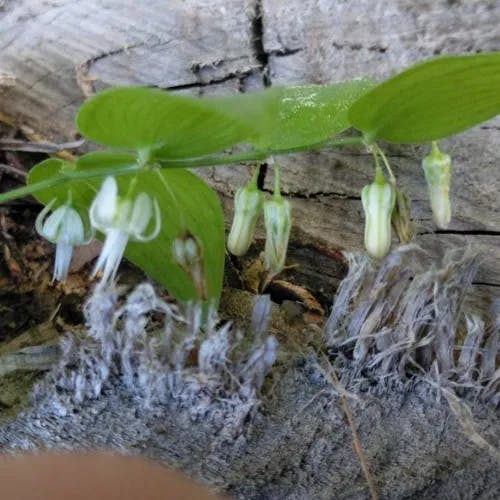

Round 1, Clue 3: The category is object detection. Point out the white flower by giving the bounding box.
[35,199,93,282]
[90,176,161,285]
[361,178,396,259]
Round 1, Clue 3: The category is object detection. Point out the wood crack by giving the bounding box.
[332,41,388,53]
[161,72,251,91]
[269,47,303,57]
[420,229,500,237]
[251,0,271,86]
[262,186,361,201]
[472,281,500,288]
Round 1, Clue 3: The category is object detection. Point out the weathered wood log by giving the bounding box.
[1,5,500,497]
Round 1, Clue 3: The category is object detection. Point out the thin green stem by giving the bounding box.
[0,163,139,204]
[373,144,396,185]
[371,148,385,183]
[273,165,281,198]
[0,135,364,205]
[430,140,440,156]
[157,136,364,169]
[249,165,260,188]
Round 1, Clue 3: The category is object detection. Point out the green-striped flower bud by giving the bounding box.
[227,173,264,256]
[264,196,291,274]
[422,142,452,229]
[361,176,396,259]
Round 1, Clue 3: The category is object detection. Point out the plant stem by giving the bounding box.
[0,135,364,204]
[372,144,396,185]
[0,163,139,204]
[158,136,364,169]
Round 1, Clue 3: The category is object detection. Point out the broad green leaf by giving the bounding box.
[76,86,257,159]
[208,80,375,150]
[349,53,500,143]
[28,158,225,303]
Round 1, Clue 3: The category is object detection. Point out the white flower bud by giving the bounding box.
[227,180,264,256]
[172,232,207,300]
[422,142,452,229]
[172,233,200,269]
[361,178,396,259]
[263,196,291,274]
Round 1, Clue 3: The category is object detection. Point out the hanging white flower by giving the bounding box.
[89,176,161,286]
[35,199,93,282]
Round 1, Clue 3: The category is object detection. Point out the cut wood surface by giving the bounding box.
[1,0,499,310]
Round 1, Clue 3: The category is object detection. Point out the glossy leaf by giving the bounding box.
[208,80,374,150]
[349,53,500,143]
[28,157,225,303]
[76,86,257,159]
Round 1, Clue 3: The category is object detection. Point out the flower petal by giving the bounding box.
[132,197,161,242]
[90,176,118,230]
[129,192,152,235]
[92,228,129,285]
[53,241,73,282]
[35,198,57,240]
[41,205,70,242]
[59,207,86,245]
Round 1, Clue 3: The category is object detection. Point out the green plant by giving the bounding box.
[1,52,500,305]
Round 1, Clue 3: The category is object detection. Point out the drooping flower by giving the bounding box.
[422,141,452,229]
[361,173,396,259]
[90,176,161,286]
[35,199,93,282]
[263,168,291,274]
[227,170,264,257]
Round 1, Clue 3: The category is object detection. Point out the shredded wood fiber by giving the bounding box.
[1,246,499,499]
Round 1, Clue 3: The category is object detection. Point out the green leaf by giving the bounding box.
[349,53,500,143]
[28,158,225,303]
[76,86,257,159]
[208,80,374,150]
